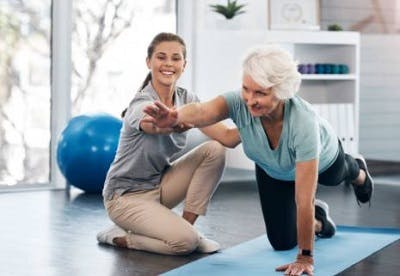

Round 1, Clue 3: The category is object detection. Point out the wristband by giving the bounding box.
[300,249,313,257]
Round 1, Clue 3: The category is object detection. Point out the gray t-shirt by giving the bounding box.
[102,83,199,200]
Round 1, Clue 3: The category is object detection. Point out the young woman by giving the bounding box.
[96,32,241,255]
[143,45,373,275]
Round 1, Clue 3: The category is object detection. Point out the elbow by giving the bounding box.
[227,140,241,148]
[216,141,233,148]
[222,138,241,148]
[223,143,236,149]
[225,131,241,148]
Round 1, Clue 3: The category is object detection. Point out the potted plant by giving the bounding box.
[209,0,246,20]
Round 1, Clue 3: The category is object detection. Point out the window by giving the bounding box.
[0,1,51,187]
[0,0,177,189]
[71,0,176,116]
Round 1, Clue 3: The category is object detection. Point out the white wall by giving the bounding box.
[320,0,400,160]
[177,0,269,95]
[178,0,400,162]
[358,35,400,160]
[177,0,270,169]
[321,0,400,33]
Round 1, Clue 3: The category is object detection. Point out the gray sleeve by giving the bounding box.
[191,93,200,103]
[124,95,153,131]
[179,87,200,104]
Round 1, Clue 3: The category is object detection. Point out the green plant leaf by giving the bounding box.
[209,0,246,20]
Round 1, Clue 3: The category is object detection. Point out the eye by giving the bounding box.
[172,54,183,61]
[156,55,166,60]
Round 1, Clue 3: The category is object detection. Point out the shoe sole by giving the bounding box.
[355,154,374,201]
[315,199,336,232]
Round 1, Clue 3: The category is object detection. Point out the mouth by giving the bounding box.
[249,105,261,111]
[161,70,175,76]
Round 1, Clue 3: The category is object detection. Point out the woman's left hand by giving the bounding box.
[275,256,314,276]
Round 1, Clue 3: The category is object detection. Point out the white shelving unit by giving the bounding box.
[188,30,360,169]
[301,74,356,80]
[290,33,360,157]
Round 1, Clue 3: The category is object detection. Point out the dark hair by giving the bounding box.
[121,32,187,118]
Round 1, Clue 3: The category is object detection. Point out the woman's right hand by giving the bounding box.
[142,101,179,128]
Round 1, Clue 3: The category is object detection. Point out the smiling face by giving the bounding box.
[146,41,186,90]
[241,74,282,118]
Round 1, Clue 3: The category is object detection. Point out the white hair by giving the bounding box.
[242,45,301,99]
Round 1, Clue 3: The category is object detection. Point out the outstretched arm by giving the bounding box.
[143,96,229,128]
[139,113,193,135]
[143,95,241,147]
[200,123,241,148]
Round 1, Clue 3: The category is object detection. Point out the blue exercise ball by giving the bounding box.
[57,113,122,193]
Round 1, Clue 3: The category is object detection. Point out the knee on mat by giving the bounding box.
[269,238,297,251]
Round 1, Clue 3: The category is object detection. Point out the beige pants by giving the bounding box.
[105,141,226,255]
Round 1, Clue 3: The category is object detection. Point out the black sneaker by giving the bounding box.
[315,199,336,238]
[352,155,374,205]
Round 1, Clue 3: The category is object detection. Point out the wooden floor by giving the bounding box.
[0,169,399,276]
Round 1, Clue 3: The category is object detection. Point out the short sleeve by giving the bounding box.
[124,95,153,131]
[293,114,321,162]
[189,92,200,104]
[222,91,249,128]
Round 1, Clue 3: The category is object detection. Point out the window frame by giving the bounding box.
[50,0,72,190]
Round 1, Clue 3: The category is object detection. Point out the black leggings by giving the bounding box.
[255,141,359,250]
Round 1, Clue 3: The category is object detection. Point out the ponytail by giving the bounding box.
[139,72,152,91]
[121,108,127,118]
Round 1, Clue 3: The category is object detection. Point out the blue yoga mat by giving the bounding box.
[164,226,400,275]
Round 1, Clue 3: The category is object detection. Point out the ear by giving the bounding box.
[146,57,151,69]
[182,60,187,71]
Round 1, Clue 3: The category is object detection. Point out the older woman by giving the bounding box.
[143,45,373,276]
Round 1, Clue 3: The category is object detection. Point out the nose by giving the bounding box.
[164,58,173,66]
[246,94,257,106]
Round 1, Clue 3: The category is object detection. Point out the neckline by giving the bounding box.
[256,100,288,152]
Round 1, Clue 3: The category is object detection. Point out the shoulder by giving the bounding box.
[222,91,253,127]
[222,91,244,110]
[130,90,154,105]
[176,86,200,103]
[222,90,241,101]
[286,97,319,140]
[288,97,317,124]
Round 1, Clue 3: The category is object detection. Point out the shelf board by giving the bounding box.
[199,30,360,45]
[301,74,356,80]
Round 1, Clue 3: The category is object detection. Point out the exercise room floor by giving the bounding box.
[1,169,399,276]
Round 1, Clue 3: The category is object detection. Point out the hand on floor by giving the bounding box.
[275,256,314,276]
